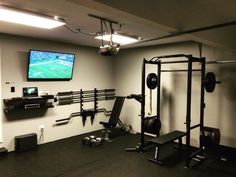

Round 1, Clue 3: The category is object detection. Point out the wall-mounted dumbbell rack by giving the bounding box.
[55,88,115,126]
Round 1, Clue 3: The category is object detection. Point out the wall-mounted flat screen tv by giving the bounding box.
[27,49,75,81]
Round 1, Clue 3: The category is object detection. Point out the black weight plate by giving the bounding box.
[201,127,221,147]
[152,118,161,134]
[143,119,149,132]
[146,73,158,89]
[144,118,161,135]
[205,72,216,93]
[148,118,155,133]
[144,118,152,133]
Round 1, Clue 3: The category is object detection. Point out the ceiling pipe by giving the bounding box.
[206,60,236,64]
[129,20,236,45]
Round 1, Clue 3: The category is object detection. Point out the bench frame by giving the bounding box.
[148,130,185,165]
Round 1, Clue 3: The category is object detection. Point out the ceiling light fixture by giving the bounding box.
[88,14,142,56]
[95,33,139,45]
[0,6,65,29]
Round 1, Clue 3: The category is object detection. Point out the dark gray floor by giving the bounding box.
[0,133,235,177]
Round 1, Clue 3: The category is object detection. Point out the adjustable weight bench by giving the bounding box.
[148,130,185,165]
[99,96,125,142]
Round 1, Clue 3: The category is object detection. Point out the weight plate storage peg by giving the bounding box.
[146,73,158,89]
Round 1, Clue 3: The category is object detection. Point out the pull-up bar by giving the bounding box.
[146,54,204,65]
[160,60,189,64]
[148,54,236,65]
[150,54,191,61]
[161,69,201,72]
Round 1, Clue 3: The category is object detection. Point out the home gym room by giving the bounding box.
[0,0,236,177]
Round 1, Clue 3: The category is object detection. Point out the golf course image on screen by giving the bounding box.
[28,50,75,80]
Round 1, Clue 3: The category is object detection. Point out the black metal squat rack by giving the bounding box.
[142,54,206,168]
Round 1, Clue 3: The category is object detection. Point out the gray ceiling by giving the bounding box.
[0,0,236,52]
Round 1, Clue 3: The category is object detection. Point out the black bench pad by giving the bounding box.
[150,130,185,145]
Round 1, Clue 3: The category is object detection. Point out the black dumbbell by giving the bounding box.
[82,135,97,146]
[82,136,90,146]
[89,137,104,147]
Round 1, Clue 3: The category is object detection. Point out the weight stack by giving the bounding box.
[15,133,38,152]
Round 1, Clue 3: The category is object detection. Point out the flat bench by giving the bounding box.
[148,130,186,165]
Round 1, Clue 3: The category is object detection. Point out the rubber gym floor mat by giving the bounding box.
[55,138,200,177]
[55,151,192,177]
[202,159,236,177]
[0,133,235,177]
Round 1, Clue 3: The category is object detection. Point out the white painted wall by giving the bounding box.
[1,34,236,151]
[114,41,236,148]
[0,34,114,151]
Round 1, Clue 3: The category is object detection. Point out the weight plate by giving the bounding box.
[146,73,158,90]
[205,72,216,93]
[143,118,161,135]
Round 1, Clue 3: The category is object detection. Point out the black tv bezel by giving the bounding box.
[27,49,75,81]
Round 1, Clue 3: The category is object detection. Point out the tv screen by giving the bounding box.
[27,49,75,81]
[23,87,38,97]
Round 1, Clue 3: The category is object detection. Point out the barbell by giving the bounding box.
[146,72,221,93]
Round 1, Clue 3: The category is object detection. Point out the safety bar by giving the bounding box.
[190,124,201,130]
